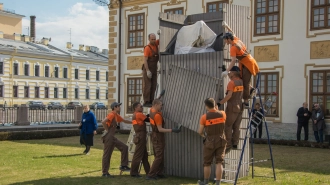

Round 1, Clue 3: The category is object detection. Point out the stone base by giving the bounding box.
[15,121,30,126]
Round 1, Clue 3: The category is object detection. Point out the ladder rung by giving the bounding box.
[250,159,271,164]
[223,169,237,173]
[221,179,235,184]
[240,127,248,130]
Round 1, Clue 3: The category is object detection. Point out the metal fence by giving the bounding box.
[0,107,18,124]
[0,106,108,125]
[28,108,75,124]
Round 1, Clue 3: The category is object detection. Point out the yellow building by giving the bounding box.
[0,35,110,107]
[0,3,24,36]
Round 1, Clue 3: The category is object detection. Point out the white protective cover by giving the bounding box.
[174,20,217,54]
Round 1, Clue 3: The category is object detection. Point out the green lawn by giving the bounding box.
[0,134,329,185]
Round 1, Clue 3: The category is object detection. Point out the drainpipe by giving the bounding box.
[117,0,122,103]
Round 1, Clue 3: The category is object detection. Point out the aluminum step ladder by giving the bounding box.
[221,73,276,184]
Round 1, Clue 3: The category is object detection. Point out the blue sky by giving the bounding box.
[1,0,108,49]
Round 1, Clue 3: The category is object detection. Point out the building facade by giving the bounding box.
[0,3,24,36]
[0,36,110,106]
[108,0,330,140]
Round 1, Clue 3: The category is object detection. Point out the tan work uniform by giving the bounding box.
[142,40,159,103]
[130,112,151,176]
[200,110,227,166]
[147,108,165,178]
[102,111,129,174]
[225,77,244,148]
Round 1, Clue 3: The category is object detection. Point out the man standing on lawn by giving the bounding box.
[219,66,243,154]
[130,102,151,178]
[197,98,227,185]
[101,102,132,177]
[311,103,326,143]
[296,102,311,141]
[146,99,181,180]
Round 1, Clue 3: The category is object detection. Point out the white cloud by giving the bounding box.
[22,3,108,50]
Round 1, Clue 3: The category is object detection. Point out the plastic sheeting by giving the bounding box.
[174,21,217,54]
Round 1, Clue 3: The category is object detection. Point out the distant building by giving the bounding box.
[0,4,111,107]
[0,3,25,36]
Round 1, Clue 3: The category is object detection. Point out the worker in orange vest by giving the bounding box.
[221,32,259,107]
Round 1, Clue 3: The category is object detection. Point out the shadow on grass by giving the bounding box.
[33,153,84,159]
[8,176,196,185]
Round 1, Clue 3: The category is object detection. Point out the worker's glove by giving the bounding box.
[144,117,150,122]
[157,29,161,35]
[147,70,152,78]
[222,21,228,27]
[172,128,181,133]
[116,125,120,130]
[101,130,108,138]
[146,114,150,118]
[221,71,228,78]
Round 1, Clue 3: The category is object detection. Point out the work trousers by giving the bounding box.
[225,110,243,148]
[130,132,150,175]
[297,122,309,141]
[148,134,165,177]
[314,130,323,143]
[142,61,158,103]
[242,65,252,100]
[102,133,129,174]
[253,121,263,139]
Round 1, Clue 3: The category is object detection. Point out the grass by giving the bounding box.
[0,134,329,185]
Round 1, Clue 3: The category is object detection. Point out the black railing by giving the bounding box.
[28,107,75,124]
[91,108,108,122]
[0,106,19,125]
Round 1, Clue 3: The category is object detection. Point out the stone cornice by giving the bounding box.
[110,0,168,8]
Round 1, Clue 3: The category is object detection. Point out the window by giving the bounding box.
[63,68,68,78]
[127,78,143,113]
[106,89,108,99]
[106,71,108,81]
[54,67,59,78]
[96,71,100,81]
[128,13,145,48]
[45,66,49,77]
[164,7,184,14]
[310,70,330,118]
[24,86,29,98]
[63,88,67,98]
[254,0,280,35]
[86,70,90,80]
[0,85,3,97]
[311,0,330,29]
[96,89,100,99]
[24,64,29,76]
[75,88,79,99]
[35,65,39,77]
[75,69,79,79]
[13,63,18,75]
[54,87,58,98]
[206,1,228,12]
[45,87,49,98]
[35,87,39,98]
[86,89,90,99]
[255,72,279,117]
[0,61,3,75]
[13,86,18,97]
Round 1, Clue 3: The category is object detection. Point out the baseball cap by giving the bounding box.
[230,66,240,72]
[110,102,122,109]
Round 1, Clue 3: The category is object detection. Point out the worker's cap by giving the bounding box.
[230,66,240,72]
[222,32,234,40]
[110,102,122,109]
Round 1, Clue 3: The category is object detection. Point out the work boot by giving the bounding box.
[233,145,238,150]
[157,174,167,179]
[225,147,232,154]
[197,180,209,185]
[102,173,113,178]
[131,174,142,178]
[146,176,157,180]
[119,166,131,171]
